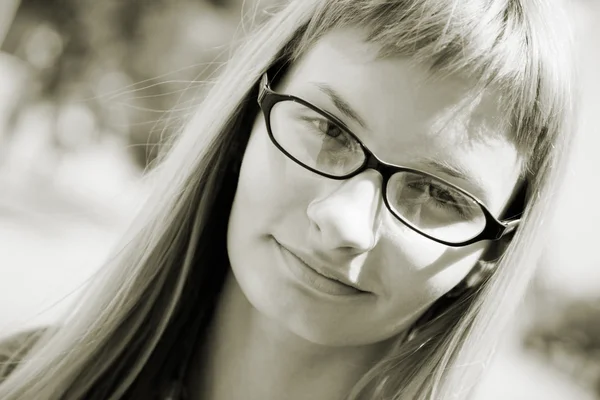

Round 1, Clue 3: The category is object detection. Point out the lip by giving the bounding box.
[273,238,371,296]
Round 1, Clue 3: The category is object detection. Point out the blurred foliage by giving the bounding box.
[0,0,277,168]
[523,283,600,397]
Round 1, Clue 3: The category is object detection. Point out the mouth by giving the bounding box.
[273,237,370,296]
[293,252,369,293]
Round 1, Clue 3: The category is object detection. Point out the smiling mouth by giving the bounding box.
[292,252,367,292]
[273,237,370,295]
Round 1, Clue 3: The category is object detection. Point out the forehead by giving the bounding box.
[285,28,513,148]
[278,28,523,210]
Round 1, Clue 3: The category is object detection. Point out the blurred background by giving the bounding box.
[0,0,598,398]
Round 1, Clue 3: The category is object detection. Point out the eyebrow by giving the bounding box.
[312,82,368,129]
[422,159,490,203]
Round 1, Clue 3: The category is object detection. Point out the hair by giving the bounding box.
[0,0,577,399]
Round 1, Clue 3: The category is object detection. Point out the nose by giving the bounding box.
[307,170,383,254]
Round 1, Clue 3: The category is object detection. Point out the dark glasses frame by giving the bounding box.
[256,73,521,247]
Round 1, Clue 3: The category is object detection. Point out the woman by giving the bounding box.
[0,0,577,399]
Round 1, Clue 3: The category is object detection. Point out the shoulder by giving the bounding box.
[0,328,48,383]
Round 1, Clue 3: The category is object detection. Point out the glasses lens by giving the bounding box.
[269,101,365,176]
[387,171,486,243]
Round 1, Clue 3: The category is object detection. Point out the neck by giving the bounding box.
[186,269,394,400]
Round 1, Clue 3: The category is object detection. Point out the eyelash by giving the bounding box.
[408,180,472,218]
[301,116,352,145]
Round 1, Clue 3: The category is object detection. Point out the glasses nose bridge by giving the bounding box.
[362,150,394,183]
[358,151,405,227]
[365,151,379,170]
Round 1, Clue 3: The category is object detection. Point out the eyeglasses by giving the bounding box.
[256,73,520,247]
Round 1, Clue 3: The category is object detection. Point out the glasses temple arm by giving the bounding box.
[257,73,269,105]
[501,219,520,237]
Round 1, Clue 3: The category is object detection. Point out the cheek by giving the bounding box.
[237,119,279,199]
[415,248,484,298]
[236,120,290,214]
[377,228,486,316]
[232,118,316,229]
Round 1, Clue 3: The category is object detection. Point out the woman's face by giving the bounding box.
[227,28,522,346]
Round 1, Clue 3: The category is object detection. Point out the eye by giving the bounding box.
[403,177,472,217]
[428,184,475,218]
[429,185,455,203]
[314,119,343,138]
[301,116,353,148]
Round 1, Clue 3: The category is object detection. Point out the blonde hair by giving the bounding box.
[0,0,576,399]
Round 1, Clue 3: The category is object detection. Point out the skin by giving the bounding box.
[189,28,522,400]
